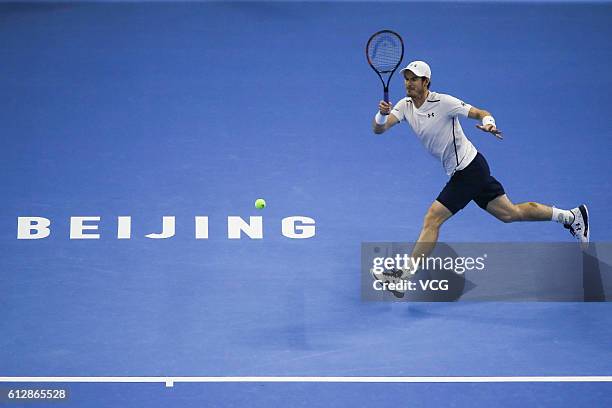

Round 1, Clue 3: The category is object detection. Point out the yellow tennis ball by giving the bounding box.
[255,198,266,209]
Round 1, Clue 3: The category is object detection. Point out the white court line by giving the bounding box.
[2,376,612,388]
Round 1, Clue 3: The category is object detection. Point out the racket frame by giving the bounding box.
[365,29,405,103]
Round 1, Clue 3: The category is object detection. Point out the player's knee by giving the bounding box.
[423,209,445,230]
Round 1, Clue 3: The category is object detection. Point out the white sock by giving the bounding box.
[551,207,574,225]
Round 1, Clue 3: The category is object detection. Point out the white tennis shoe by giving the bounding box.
[370,267,415,298]
[565,204,589,249]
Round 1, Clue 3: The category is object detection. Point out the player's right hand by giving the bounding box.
[379,100,392,115]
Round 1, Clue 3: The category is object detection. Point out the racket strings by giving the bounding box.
[367,32,403,73]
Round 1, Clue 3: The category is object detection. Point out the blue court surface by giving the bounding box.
[1,1,612,406]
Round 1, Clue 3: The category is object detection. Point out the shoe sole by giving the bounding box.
[391,290,405,299]
[579,204,589,242]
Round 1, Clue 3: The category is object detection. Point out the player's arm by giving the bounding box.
[468,106,503,139]
[372,100,400,134]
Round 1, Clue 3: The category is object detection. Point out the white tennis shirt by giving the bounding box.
[390,91,477,176]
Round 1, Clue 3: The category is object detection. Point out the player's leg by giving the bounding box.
[370,200,453,298]
[483,193,589,245]
[484,194,553,222]
[410,200,453,263]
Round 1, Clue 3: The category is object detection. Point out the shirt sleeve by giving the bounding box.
[442,94,472,118]
[390,99,407,122]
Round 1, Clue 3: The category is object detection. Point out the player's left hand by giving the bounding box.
[476,124,503,140]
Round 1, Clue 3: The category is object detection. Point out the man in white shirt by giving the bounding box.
[371,61,589,297]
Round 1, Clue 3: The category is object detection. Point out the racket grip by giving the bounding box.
[384,90,389,103]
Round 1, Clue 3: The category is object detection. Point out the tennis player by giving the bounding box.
[371,61,589,295]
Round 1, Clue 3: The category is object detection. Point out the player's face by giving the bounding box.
[403,70,427,97]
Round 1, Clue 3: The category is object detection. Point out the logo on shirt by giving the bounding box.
[427,112,435,118]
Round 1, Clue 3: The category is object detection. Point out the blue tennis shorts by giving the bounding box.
[436,152,505,214]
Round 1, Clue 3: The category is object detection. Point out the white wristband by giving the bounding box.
[482,115,496,127]
[375,112,388,125]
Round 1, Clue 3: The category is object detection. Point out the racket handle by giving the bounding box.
[384,90,389,103]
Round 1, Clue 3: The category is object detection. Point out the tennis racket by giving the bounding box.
[365,30,404,103]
